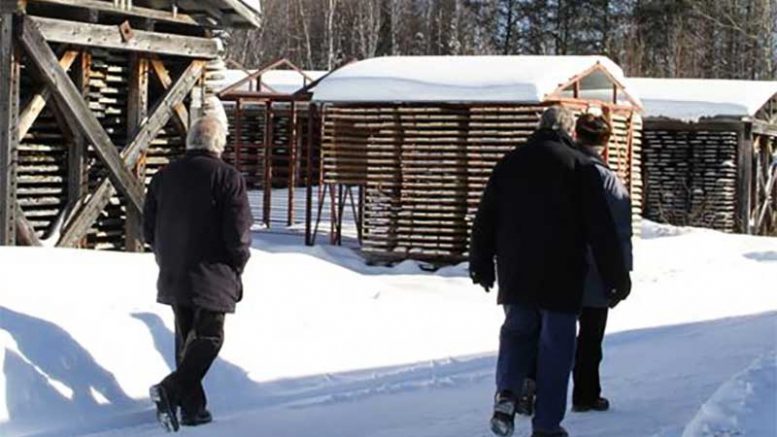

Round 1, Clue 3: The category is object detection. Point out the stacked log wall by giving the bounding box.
[322,103,642,263]
[642,127,739,232]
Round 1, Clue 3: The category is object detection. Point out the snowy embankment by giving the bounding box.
[0,221,775,437]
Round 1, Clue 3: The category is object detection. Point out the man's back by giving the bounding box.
[470,129,627,313]
[144,150,252,313]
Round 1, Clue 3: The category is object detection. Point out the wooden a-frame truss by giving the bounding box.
[9,15,205,247]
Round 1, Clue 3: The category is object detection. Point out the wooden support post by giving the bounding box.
[20,16,145,215]
[305,104,315,246]
[0,13,20,245]
[737,124,754,234]
[125,53,149,252]
[263,101,272,227]
[288,100,297,226]
[58,60,205,247]
[67,51,90,222]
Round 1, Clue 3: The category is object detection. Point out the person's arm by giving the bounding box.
[469,166,500,291]
[143,176,158,249]
[579,162,631,302]
[601,169,634,272]
[221,170,253,274]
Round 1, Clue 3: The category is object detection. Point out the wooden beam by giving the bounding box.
[66,50,89,247]
[58,60,205,247]
[17,50,78,141]
[737,125,754,233]
[150,57,189,135]
[14,202,41,246]
[29,0,200,26]
[125,53,149,252]
[218,0,263,28]
[29,16,221,59]
[0,13,20,245]
[20,15,145,215]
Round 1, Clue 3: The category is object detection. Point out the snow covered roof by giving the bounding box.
[311,55,638,106]
[216,69,326,95]
[176,0,262,28]
[629,78,777,122]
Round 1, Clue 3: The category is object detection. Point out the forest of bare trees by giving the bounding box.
[226,0,776,80]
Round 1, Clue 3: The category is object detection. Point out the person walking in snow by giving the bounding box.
[514,114,635,418]
[143,116,252,432]
[469,106,631,437]
[570,114,633,412]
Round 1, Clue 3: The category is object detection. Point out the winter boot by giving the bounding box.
[490,391,517,437]
[181,409,213,426]
[150,384,179,432]
[530,426,569,437]
[572,397,610,412]
[515,378,536,416]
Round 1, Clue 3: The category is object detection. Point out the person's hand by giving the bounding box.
[608,275,631,308]
[469,269,495,293]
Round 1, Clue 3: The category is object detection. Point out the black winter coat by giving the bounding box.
[469,129,630,313]
[143,150,253,313]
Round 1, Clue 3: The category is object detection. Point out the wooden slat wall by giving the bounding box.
[642,128,739,232]
[322,104,642,263]
[223,103,318,189]
[17,59,68,234]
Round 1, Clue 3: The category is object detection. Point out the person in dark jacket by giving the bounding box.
[570,114,633,412]
[143,116,252,432]
[470,106,631,437]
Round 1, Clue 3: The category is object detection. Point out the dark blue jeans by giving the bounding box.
[496,304,577,433]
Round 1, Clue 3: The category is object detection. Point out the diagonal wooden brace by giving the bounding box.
[19,16,145,214]
[17,50,78,141]
[150,57,190,135]
[58,59,205,247]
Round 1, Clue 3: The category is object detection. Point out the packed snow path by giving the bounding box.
[1,222,775,437]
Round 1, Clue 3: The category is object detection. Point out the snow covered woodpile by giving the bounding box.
[311,56,643,263]
[0,0,261,250]
[631,78,777,236]
[216,61,326,227]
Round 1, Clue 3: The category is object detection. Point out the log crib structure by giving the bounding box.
[0,0,261,249]
[309,56,644,264]
[632,79,777,236]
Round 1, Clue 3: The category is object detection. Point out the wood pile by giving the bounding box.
[642,128,738,232]
[16,60,68,236]
[322,104,642,263]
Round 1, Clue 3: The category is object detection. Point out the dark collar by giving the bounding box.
[185,149,220,159]
[529,128,577,149]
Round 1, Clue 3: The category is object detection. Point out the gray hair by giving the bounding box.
[538,106,575,135]
[187,116,227,155]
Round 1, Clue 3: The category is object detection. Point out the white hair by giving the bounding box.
[538,106,575,135]
[186,116,227,156]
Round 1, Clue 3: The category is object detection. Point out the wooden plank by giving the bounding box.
[0,13,20,245]
[125,53,149,252]
[67,51,89,213]
[29,16,220,59]
[29,0,199,26]
[149,57,189,135]
[17,50,78,142]
[20,15,145,215]
[58,60,204,247]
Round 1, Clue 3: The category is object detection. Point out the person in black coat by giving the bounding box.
[570,114,633,412]
[470,107,630,437]
[143,116,252,431]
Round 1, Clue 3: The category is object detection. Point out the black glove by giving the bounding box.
[470,268,495,293]
[608,275,632,308]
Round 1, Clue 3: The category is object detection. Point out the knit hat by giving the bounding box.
[575,113,611,146]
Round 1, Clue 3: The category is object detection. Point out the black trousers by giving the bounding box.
[161,305,225,416]
[572,307,608,405]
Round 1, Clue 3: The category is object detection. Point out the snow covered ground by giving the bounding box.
[0,221,775,437]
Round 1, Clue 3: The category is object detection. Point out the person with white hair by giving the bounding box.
[469,106,630,437]
[143,115,252,432]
